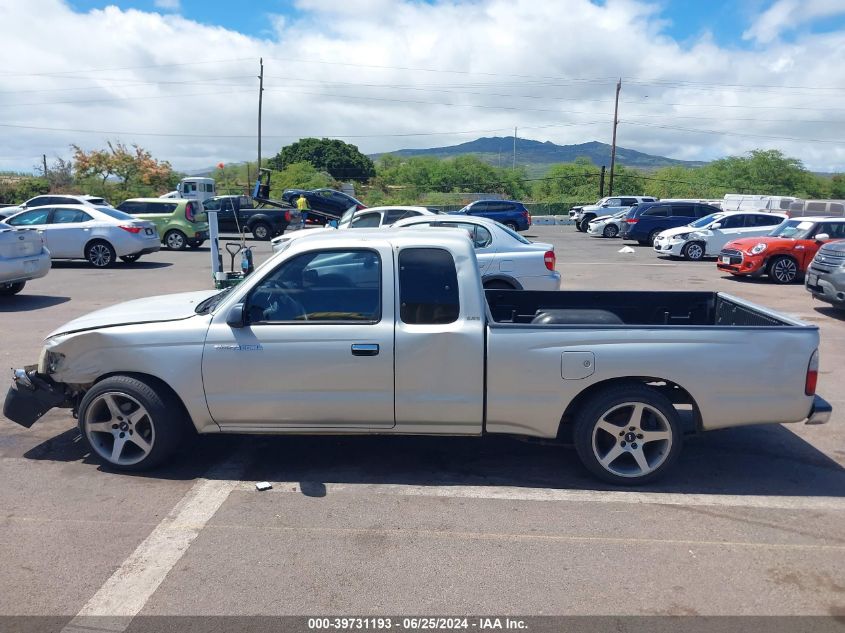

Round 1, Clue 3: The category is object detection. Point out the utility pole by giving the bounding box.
[608,78,621,196]
[257,57,264,170]
[599,165,606,197]
[41,154,48,179]
[513,127,517,170]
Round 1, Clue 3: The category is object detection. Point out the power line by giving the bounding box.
[0,58,254,79]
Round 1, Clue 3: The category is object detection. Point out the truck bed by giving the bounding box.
[485,290,800,327]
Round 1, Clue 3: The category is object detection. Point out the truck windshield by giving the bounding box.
[769,220,814,239]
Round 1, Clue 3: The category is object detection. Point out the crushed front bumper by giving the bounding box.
[806,395,832,425]
[3,367,69,428]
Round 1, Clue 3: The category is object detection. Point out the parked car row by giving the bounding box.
[274,206,559,291]
[570,197,845,310]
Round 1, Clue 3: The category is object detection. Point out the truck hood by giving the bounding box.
[49,290,218,337]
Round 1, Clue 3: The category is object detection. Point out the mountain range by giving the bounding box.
[371,137,707,174]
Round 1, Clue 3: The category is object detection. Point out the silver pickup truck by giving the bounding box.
[3,229,832,484]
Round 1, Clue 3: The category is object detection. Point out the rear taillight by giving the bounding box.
[285,210,291,222]
[626,218,638,224]
[523,209,531,225]
[118,225,142,234]
[544,250,556,271]
[805,349,819,396]
[185,202,195,222]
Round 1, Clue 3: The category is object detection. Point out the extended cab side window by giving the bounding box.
[399,248,460,325]
[247,249,381,324]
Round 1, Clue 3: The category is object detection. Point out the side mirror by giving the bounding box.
[815,233,830,241]
[711,223,722,230]
[226,303,246,328]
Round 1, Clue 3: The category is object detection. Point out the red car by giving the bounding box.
[717,217,845,283]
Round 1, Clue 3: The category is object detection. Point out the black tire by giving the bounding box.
[647,230,661,246]
[164,230,188,251]
[504,221,519,231]
[682,241,706,261]
[603,224,619,238]
[187,239,204,249]
[0,281,25,296]
[251,222,271,241]
[77,375,185,472]
[483,280,515,290]
[578,216,595,232]
[767,255,799,284]
[120,254,141,264]
[573,383,682,485]
[85,240,116,268]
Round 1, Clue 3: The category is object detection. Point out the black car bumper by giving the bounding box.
[3,368,69,428]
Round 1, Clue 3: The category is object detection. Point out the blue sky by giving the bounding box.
[64,0,845,47]
[3,0,844,171]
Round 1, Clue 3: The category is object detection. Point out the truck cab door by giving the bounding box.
[393,246,485,434]
[202,245,395,430]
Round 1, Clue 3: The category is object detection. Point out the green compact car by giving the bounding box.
[116,198,209,250]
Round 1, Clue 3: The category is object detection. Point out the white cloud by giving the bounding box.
[153,0,181,11]
[743,0,845,44]
[0,0,844,173]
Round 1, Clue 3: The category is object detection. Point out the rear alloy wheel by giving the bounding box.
[0,281,25,296]
[574,384,682,485]
[120,254,141,264]
[504,221,519,231]
[768,255,799,284]
[85,240,116,268]
[78,376,184,471]
[164,230,188,251]
[251,222,271,241]
[603,224,619,238]
[682,241,705,261]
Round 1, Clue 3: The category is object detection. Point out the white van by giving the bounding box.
[160,177,216,203]
[788,199,845,218]
[722,194,799,212]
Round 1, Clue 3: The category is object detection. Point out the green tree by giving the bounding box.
[268,138,375,181]
[269,161,334,192]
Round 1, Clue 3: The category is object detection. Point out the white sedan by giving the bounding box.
[392,214,561,290]
[653,211,787,261]
[0,222,51,296]
[586,210,628,238]
[338,205,436,228]
[4,205,160,267]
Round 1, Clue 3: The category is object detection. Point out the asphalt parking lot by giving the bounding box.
[1,225,843,623]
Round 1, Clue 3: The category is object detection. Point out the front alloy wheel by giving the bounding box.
[78,376,185,471]
[603,224,619,238]
[83,392,155,467]
[683,242,705,261]
[768,256,799,284]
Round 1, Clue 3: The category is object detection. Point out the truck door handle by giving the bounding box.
[351,343,379,356]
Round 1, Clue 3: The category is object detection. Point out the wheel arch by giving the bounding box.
[556,376,702,442]
[481,274,522,290]
[91,371,197,435]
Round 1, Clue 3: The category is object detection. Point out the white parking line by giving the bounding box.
[60,450,248,633]
[234,481,845,512]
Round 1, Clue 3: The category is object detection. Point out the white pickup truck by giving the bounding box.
[2,229,832,484]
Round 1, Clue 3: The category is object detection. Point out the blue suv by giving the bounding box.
[450,200,531,231]
[622,201,722,245]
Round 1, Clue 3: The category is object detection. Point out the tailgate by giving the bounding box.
[0,228,43,259]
